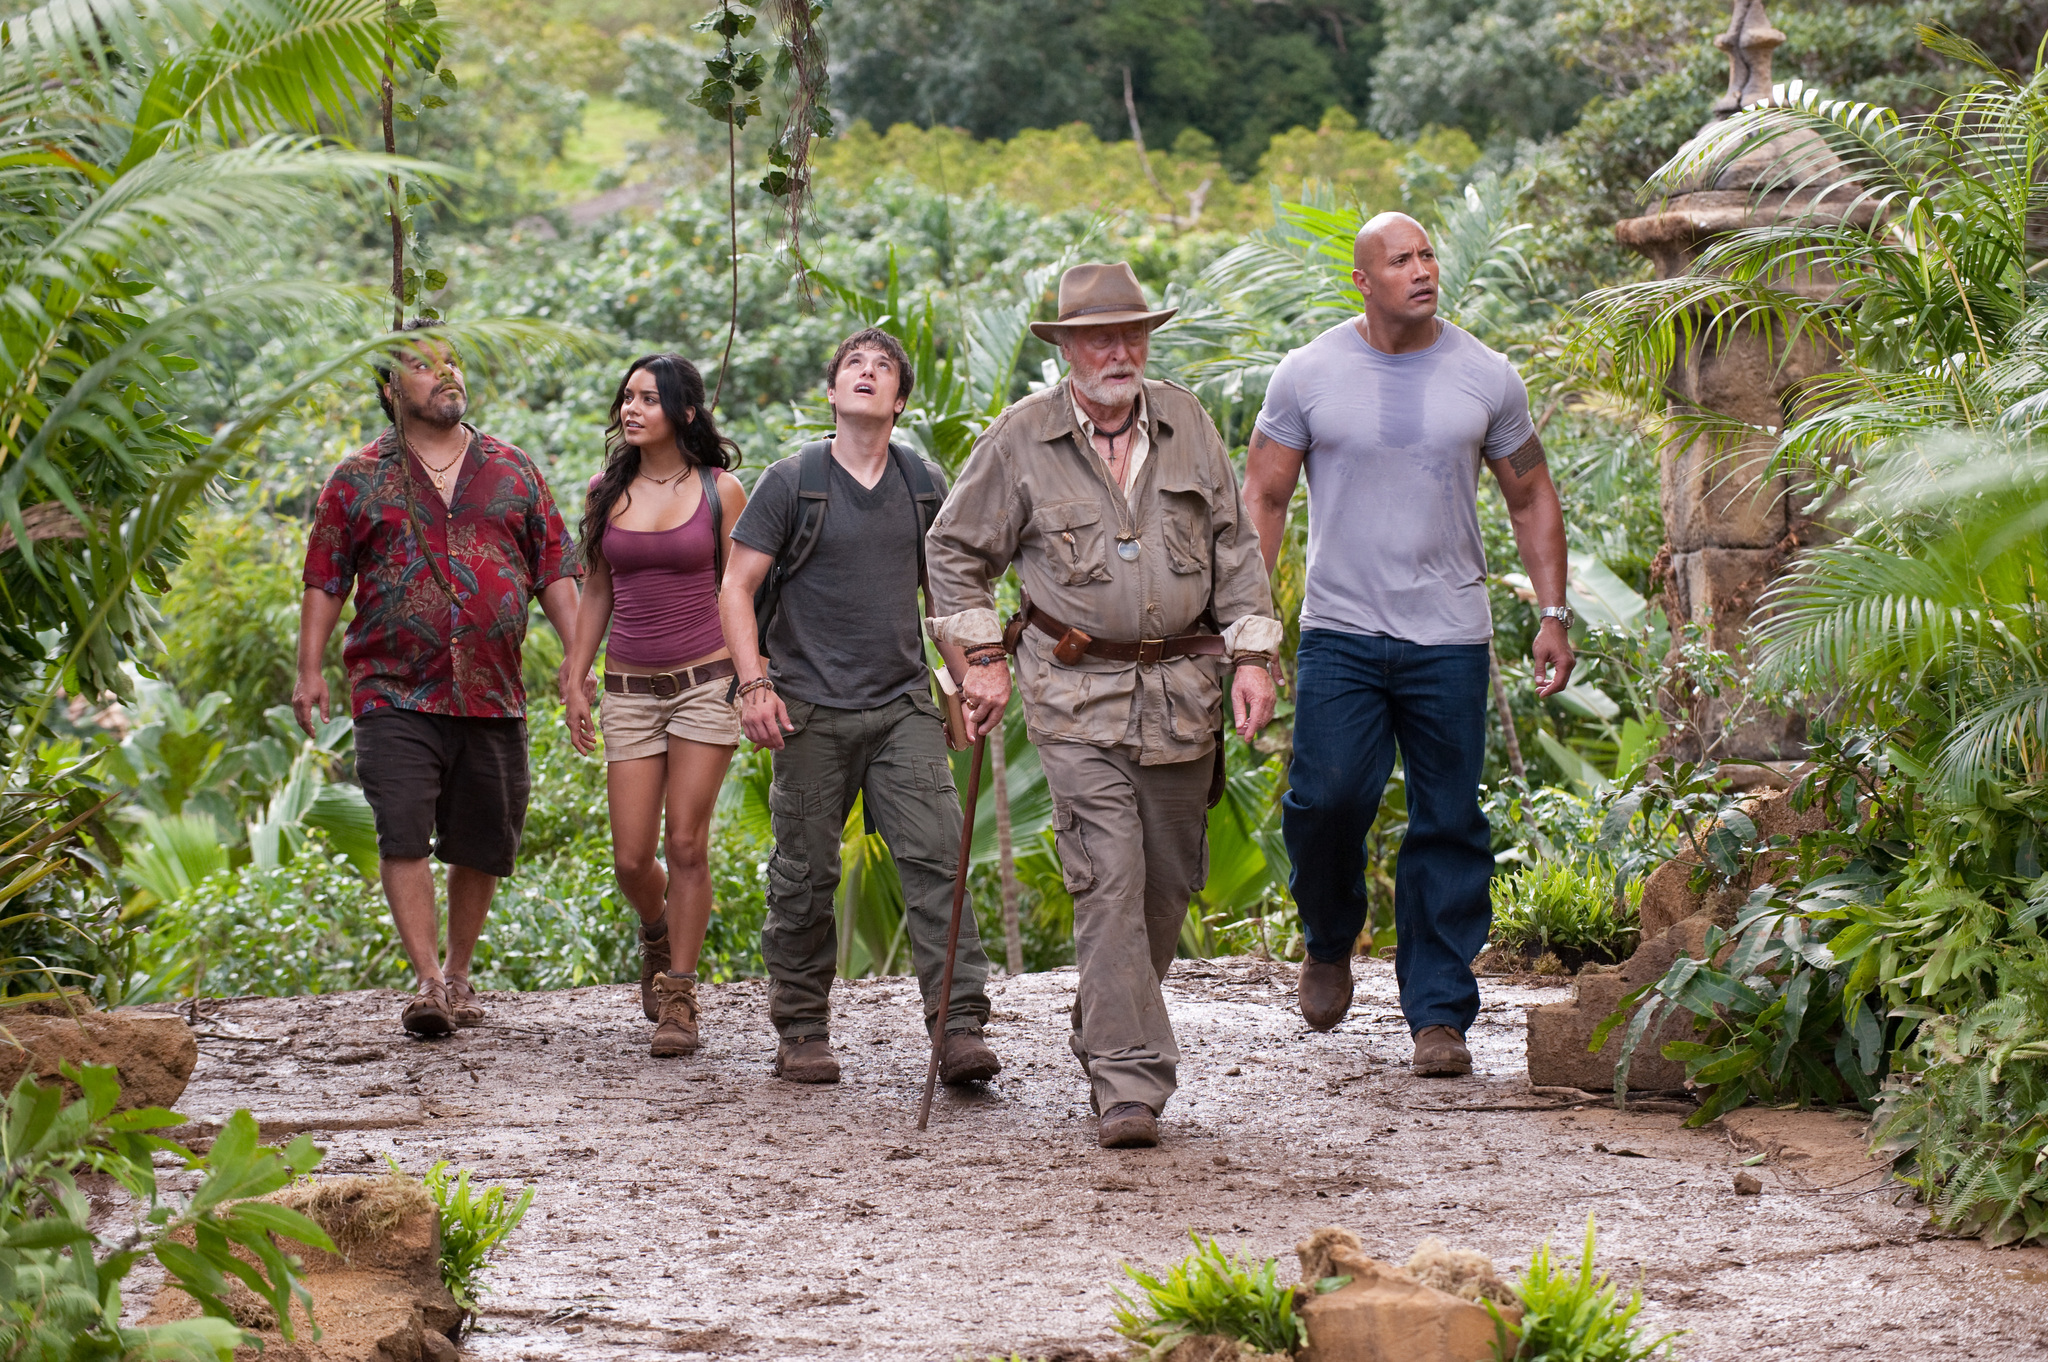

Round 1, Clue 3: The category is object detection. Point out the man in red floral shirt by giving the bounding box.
[294,322,582,1038]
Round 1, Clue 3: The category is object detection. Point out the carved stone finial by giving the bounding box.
[1710,0,1787,119]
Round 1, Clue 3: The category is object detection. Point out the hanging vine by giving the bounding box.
[687,0,834,412]
[380,0,457,327]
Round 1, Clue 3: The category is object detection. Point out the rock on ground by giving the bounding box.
[0,1005,197,1109]
[135,957,2048,1360]
[144,1173,462,1362]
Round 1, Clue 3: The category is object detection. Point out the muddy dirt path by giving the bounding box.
[154,958,2048,1360]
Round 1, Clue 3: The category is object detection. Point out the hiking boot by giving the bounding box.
[938,1029,1001,1085]
[638,921,671,1022]
[1412,1025,1473,1076]
[401,979,453,1038]
[444,975,485,1028]
[650,973,701,1058]
[1298,956,1354,1031]
[773,1035,840,1084]
[1098,1101,1158,1149]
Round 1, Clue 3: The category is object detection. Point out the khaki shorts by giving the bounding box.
[600,676,742,761]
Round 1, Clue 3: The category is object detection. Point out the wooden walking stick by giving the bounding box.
[917,733,988,1131]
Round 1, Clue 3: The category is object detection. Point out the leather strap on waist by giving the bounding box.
[604,658,738,698]
[1012,603,1226,664]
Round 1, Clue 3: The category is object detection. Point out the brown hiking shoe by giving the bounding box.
[939,1029,1001,1085]
[1412,1025,1473,1076]
[401,979,453,1038]
[444,975,485,1028]
[1098,1101,1158,1149]
[1298,957,1354,1031]
[650,973,701,1058]
[638,922,671,1022]
[773,1035,840,1084]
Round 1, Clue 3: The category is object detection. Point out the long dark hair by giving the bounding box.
[580,353,741,561]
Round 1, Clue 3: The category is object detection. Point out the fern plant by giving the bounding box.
[403,1159,536,1318]
[1490,1215,1679,1362]
[1112,1234,1323,1358]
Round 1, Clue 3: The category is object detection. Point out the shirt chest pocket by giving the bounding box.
[1157,479,1213,576]
[1037,499,1111,587]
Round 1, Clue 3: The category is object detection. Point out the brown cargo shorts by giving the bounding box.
[353,708,530,878]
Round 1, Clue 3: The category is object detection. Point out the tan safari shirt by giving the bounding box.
[925,377,1281,766]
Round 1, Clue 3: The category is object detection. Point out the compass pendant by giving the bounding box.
[1116,538,1141,562]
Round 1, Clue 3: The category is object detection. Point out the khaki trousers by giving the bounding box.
[1038,741,1211,1115]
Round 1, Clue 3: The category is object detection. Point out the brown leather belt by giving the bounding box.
[1007,603,1226,665]
[603,658,737,698]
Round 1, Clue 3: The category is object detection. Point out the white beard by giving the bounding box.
[1072,367,1141,409]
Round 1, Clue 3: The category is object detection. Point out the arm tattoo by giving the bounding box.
[1507,434,1547,478]
[1250,429,1269,452]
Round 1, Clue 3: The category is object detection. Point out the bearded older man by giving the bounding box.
[926,263,1280,1149]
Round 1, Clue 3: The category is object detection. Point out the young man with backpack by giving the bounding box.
[717,328,999,1086]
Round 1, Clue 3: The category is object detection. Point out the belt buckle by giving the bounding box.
[649,672,682,699]
[1137,638,1165,664]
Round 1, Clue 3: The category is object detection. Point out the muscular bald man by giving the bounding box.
[1242,211,1574,1076]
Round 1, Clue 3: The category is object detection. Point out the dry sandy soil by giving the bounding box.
[151,957,2048,1360]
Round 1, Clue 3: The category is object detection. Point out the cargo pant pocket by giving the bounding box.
[1052,800,1095,894]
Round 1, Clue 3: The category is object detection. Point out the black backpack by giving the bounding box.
[751,438,943,648]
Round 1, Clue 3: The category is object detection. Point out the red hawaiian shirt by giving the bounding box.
[303,426,578,720]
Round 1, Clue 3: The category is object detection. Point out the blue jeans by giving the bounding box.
[1283,629,1494,1036]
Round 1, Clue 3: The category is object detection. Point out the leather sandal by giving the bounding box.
[444,975,485,1028]
[401,979,454,1038]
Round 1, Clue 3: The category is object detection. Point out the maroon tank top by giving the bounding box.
[598,490,724,669]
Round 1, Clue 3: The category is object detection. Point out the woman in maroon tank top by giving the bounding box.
[562,354,747,1059]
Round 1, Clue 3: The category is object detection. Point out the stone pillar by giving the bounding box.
[1613,0,1844,764]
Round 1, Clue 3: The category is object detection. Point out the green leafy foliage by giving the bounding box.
[1489,857,1642,969]
[0,1063,330,1361]
[1111,1234,1313,1357]
[410,1160,535,1316]
[1489,1215,1678,1361]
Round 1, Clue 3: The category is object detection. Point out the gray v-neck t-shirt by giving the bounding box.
[1254,318,1534,646]
[730,448,946,711]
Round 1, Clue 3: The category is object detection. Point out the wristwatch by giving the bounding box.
[1538,605,1575,629]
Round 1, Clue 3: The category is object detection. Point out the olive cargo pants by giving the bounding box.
[1039,740,1211,1115]
[761,692,992,1041]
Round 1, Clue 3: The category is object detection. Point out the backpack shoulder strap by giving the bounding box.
[697,464,724,589]
[780,440,834,579]
[888,441,944,605]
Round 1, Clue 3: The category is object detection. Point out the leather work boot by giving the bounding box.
[650,973,701,1058]
[938,1029,1001,1085]
[1098,1102,1159,1149]
[773,1035,841,1084]
[1298,956,1355,1031]
[443,975,486,1028]
[1412,1025,1473,1076]
[638,921,671,1022]
[401,979,453,1038]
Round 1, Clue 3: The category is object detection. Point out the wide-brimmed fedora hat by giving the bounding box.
[1029,262,1177,343]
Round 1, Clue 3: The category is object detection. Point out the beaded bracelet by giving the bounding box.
[737,677,776,699]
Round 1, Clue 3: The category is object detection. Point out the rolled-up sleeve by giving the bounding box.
[527,481,579,589]
[1202,422,1280,654]
[925,430,1024,647]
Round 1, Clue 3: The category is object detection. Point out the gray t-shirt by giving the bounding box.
[730,448,945,711]
[1255,318,1535,646]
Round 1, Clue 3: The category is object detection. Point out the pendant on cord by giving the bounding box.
[1116,536,1141,562]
